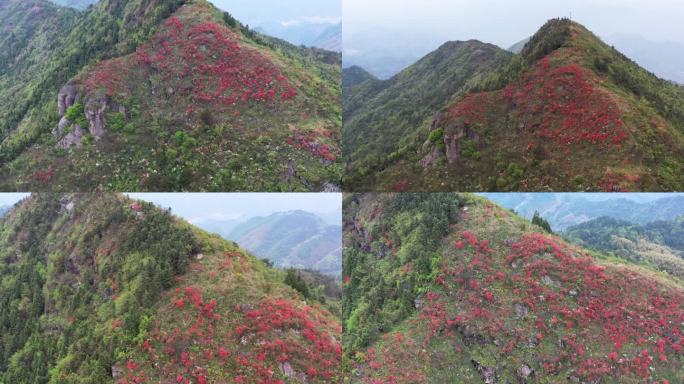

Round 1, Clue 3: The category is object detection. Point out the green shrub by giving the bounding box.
[108,112,126,132]
[65,102,88,128]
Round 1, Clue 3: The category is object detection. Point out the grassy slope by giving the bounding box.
[348,19,684,192]
[342,41,512,183]
[343,193,683,383]
[1,0,341,192]
[0,194,341,383]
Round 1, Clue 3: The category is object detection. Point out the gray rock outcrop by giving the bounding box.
[53,83,128,148]
[58,84,80,116]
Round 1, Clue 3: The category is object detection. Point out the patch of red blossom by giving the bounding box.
[85,10,297,111]
[288,134,337,163]
[33,167,55,184]
[448,51,627,149]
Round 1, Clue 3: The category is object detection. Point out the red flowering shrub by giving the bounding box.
[84,9,297,111]
[288,134,338,162]
[33,167,55,184]
[448,50,627,148]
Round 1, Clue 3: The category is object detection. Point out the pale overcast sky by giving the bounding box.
[0,193,29,207]
[344,0,684,49]
[126,193,341,225]
[1,193,341,226]
[209,0,341,26]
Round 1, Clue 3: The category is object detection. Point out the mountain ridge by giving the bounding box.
[0,193,342,382]
[343,18,684,192]
[228,210,342,275]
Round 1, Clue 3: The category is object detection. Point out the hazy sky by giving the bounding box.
[209,0,341,27]
[344,0,684,66]
[126,193,341,225]
[0,193,29,207]
[481,192,684,204]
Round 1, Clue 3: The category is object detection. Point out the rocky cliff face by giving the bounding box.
[53,83,127,148]
[419,111,482,167]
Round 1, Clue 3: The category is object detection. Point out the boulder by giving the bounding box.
[85,97,108,139]
[516,364,534,383]
[58,84,80,116]
[111,364,124,380]
[56,124,86,149]
[514,303,529,319]
[471,359,497,384]
[419,146,443,167]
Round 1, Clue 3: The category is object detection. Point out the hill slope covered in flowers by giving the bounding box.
[343,193,683,383]
[0,0,341,191]
[345,19,684,192]
[0,194,341,383]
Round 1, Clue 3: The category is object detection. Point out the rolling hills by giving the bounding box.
[0,0,341,192]
[0,194,341,383]
[228,210,342,275]
[564,215,684,279]
[343,19,684,191]
[483,193,684,231]
[342,40,512,183]
[343,193,683,383]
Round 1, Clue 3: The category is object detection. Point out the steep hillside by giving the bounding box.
[484,193,684,231]
[342,66,377,88]
[565,216,684,279]
[343,193,683,383]
[229,211,342,275]
[346,19,684,191]
[0,0,341,192]
[311,23,342,53]
[0,194,341,383]
[342,40,512,181]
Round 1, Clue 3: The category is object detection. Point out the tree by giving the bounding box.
[531,211,553,233]
[284,269,310,298]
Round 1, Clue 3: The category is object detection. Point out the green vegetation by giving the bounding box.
[343,193,463,353]
[65,102,88,127]
[342,41,512,184]
[285,268,311,298]
[344,19,684,192]
[344,193,684,383]
[0,0,342,192]
[531,211,553,233]
[0,194,342,383]
[564,216,684,279]
[0,194,199,382]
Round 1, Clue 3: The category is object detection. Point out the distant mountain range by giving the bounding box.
[255,21,341,52]
[564,215,684,279]
[227,210,342,275]
[483,193,684,231]
[343,19,684,192]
